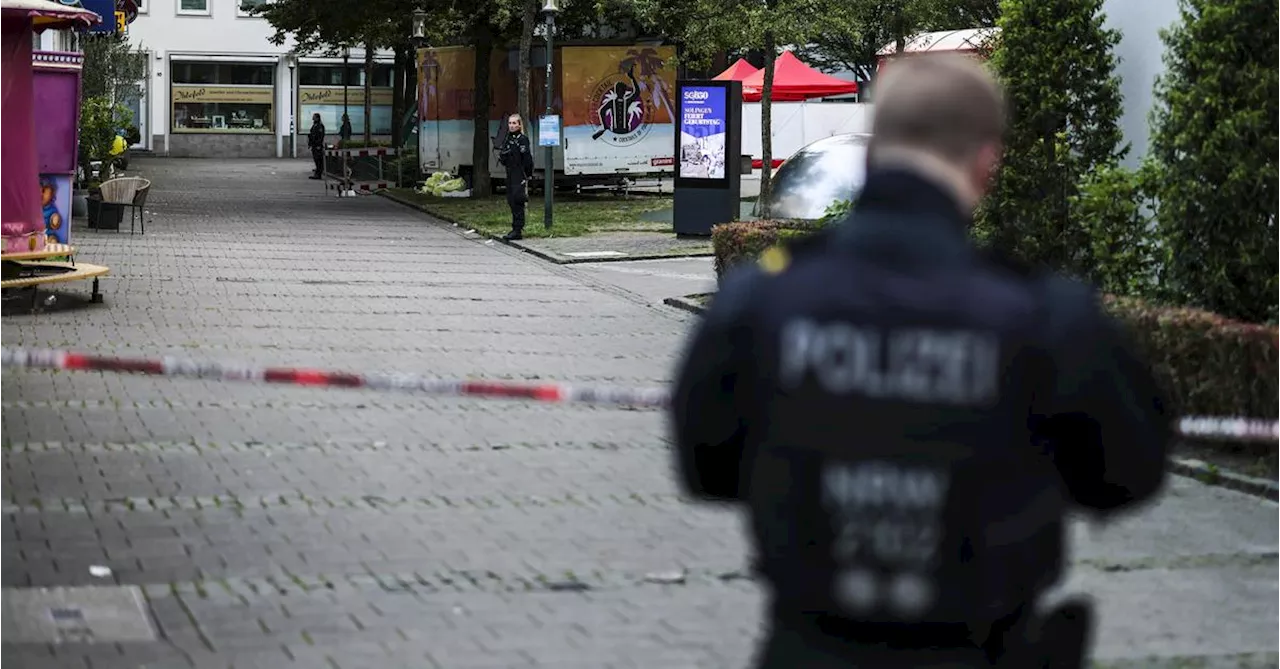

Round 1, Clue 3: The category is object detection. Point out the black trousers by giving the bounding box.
[754,608,1033,669]
[506,173,527,232]
[311,149,324,176]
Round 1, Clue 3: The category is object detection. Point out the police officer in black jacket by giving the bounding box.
[307,113,326,180]
[670,54,1170,668]
[498,114,535,240]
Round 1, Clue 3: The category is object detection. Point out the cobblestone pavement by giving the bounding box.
[3,158,1277,668]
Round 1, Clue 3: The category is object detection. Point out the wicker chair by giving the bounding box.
[95,177,151,235]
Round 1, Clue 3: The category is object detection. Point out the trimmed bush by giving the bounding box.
[708,221,1279,420]
[1105,296,1279,420]
[711,220,822,280]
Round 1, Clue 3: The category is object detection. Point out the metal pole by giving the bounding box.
[343,51,351,193]
[543,13,554,230]
[288,65,296,159]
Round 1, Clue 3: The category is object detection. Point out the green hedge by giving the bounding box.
[710,220,820,278]
[1105,296,1279,420]
[710,221,1279,421]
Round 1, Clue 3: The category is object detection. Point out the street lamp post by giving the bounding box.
[341,46,351,194]
[411,9,427,49]
[341,46,350,140]
[285,53,297,159]
[542,0,559,230]
[410,9,428,188]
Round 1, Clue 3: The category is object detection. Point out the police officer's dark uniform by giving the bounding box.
[670,167,1171,668]
[307,116,326,180]
[498,127,534,240]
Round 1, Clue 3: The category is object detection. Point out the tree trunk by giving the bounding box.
[401,46,417,143]
[391,47,407,148]
[894,0,907,55]
[471,23,494,197]
[758,31,776,218]
[518,0,537,128]
[363,39,375,145]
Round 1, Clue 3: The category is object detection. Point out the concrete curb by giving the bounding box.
[662,294,712,316]
[1169,458,1278,501]
[663,293,1278,502]
[378,191,714,266]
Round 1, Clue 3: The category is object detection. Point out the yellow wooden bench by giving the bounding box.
[1,260,108,307]
[1,243,76,262]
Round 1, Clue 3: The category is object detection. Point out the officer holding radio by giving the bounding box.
[669,54,1170,668]
[498,114,534,241]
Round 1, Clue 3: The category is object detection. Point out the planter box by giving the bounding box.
[87,198,124,230]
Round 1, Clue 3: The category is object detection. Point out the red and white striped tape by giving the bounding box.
[0,347,668,408]
[1,347,1276,443]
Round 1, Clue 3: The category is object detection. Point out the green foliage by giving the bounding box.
[711,221,782,279]
[709,220,820,280]
[1069,160,1160,298]
[1146,0,1279,324]
[820,198,853,224]
[976,0,1126,277]
[801,0,999,82]
[388,147,426,185]
[78,96,131,181]
[1103,296,1279,420]
[81,35,147,105]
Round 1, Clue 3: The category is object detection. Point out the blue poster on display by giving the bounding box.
[539,115,561,147]
[678,86,727,180]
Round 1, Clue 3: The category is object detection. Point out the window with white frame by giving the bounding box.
[238,0,268,16]
[177,0,209,15]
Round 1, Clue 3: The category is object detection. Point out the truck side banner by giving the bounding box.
[416,44,674,178]
[560,45,676,176]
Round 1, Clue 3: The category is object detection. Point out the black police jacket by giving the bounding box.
[499,132,534,181]
[670,167,1170,631]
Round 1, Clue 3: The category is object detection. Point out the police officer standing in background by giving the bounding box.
[670,54,1170,668]
[498,114,534,241]
[307,113,326,180]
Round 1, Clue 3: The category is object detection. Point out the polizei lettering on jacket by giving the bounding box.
[779,320,1000,405]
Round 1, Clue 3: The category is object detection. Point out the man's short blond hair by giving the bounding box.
[869,54,1007,162]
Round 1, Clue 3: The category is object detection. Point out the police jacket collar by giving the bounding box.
[853,167,970,228]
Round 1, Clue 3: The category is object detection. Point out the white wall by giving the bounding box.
[124,0,394,156]
[1102,0,1183,168]
[741,102,871,162]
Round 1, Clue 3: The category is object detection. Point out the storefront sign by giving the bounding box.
[172,85,273,104]
[299,87,394,107]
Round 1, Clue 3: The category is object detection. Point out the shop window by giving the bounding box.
[172,62,276,134]
[297,63,396,136]
[238,0,267,17]
[172,62,273,85]
[298,64,394,87]
[178,0,209,15]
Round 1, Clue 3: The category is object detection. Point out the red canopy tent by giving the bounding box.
[713,58,758,81]
[741,50,858,102]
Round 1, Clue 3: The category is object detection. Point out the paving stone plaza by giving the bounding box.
[2,159,1276,668]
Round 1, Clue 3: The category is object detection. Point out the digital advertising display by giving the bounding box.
[678,85,727,180]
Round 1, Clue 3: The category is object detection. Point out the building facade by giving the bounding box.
[42,0,398,158]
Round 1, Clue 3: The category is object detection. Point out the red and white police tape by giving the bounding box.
[1,347,1276,443]
[0,347,669,408]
